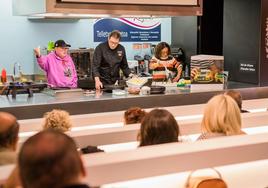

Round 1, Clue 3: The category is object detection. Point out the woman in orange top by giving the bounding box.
[149,42,183,82]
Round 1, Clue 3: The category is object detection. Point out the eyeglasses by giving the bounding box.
[109,40,119,46]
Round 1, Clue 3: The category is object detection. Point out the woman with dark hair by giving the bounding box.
[224,90,249,113]
[149,42,183,82]
[124,107,147,125]
[139,109,180,147]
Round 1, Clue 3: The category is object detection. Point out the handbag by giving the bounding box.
[185,168,228,188]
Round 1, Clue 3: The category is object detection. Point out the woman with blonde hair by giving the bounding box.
[43,109,72,132]
[198,94,244,140]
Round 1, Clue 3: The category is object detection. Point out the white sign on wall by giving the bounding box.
[94,18,161,42]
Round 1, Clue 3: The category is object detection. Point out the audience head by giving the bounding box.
[43,109,72,132]
[139,109,179,146]
[0,112,19,150]
[201,94,242,136]
[154,42,171,60]
[19,129,86,188]
[124,107,147,125]
[224,90,246,112]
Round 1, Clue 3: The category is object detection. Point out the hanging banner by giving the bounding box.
[93,18,161,42]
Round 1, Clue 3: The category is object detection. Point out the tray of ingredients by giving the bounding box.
[126,77,148,88]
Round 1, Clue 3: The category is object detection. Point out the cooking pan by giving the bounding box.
[51,87,71,90]
[150,85,166,94]
[103,84,125,93]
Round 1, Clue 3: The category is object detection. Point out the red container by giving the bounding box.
[1,68,7,83]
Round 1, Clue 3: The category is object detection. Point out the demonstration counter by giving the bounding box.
[0,85,267,120]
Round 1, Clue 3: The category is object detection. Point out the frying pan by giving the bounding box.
[150,85,166,94]
[103,84,125,92]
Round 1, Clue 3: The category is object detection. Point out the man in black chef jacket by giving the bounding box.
[92,30,132,90]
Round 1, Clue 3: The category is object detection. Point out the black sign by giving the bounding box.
[239,61,256,73]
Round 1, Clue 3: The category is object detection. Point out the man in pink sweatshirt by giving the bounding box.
[34,40,77,88]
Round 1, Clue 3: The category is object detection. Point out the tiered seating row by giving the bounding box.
[18,98,268,132]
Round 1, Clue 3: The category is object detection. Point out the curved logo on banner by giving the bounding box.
[94,18,161,42]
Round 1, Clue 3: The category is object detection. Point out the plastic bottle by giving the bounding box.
[1,68,7,83]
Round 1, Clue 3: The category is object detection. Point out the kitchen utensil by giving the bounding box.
[51,87,71,90]
[114,80,119,86]
[141,86,151,95]
[103,84,125,93]
[126,77,148,88]
[150,85,166,94]
[143,78,152,87]
[164,64,172,83]
[112,89,126,96]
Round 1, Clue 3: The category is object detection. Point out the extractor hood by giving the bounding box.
[12,0,203,18]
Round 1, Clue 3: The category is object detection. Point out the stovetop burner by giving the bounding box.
[5,82,47,98]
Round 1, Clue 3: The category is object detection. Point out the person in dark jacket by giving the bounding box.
[92,30,132,90]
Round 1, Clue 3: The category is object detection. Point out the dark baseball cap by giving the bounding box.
[54,40,71,48]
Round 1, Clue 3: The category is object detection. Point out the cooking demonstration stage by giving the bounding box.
[1,84,267,120]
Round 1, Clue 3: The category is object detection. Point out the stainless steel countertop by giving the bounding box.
[5,84,266,120]
[0,84,223,108]
[0,92,141,108]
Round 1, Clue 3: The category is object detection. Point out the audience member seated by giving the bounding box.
[5,129,90,188]
[43,109,72,132]
[198,94,245,140]
[225,90,249,113]
[42,109,102,154]
[138,109,180,146]
[0,112,19,165]
[124,107,147,125]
